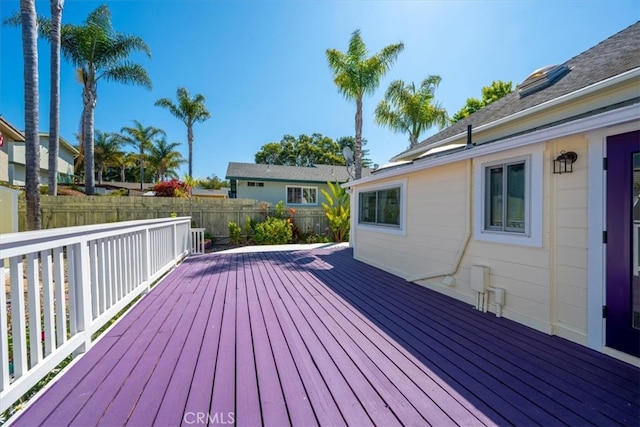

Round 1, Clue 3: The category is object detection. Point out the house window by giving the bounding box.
[286,186,317,205]
[474,145,542,247]
[247,181,264,187]
[359,187,401,227]
[485,160,526,233]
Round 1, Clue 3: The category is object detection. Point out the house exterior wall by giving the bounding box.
[0,145,8,182]
[234,179,335,207]
[351,133,592,345]
[7,135,76,186]
[0,186,21,234]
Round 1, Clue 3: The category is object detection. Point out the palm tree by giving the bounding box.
[147,138,185,182]
[155,87,211,178]
[114,152,137,183]
[57,5,151,194]
[47,0,63,195]
[326,30,403,179]
[93,130,123,184]
[375,76,448,149]
[21,0,41,230]
[117,120,165,190]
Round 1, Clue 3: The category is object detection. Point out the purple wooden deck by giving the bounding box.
[13,246,640,426]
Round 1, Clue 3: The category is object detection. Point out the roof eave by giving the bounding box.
[344,102,639,188]
[390,66,640,163]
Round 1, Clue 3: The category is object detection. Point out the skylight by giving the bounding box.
[518,64,570,98]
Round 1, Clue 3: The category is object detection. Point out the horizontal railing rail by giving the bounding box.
[0,217,192,413]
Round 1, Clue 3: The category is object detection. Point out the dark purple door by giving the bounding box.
[606,130,640,357]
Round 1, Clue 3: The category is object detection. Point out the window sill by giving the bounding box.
[356,223,405,236]
[474,229,542,247]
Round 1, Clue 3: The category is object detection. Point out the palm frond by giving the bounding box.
[101,62,152,89]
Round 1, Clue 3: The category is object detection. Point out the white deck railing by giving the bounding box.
[0,217,192,413]
[190,228,206,255]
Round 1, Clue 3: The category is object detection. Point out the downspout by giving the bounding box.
[408,156,472,283]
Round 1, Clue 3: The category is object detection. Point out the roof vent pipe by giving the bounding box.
[466,125,473,149]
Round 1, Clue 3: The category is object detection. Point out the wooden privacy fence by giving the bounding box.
[19,197,330,239]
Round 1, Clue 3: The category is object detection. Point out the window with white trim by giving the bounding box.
[286,186,317,205]
[474,144,543,247]
[359,187,401,227]
[247,181,264,187]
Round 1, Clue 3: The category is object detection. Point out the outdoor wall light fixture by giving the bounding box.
[553,150,578,174]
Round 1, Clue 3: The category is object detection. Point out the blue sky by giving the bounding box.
[1,0,638,180]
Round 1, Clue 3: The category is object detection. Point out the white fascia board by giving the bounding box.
[389,67,640,163]
[344,102,640,188]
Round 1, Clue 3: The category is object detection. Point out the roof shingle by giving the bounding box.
[392,21,640,160]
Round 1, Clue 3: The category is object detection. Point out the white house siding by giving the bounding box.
[353,134,593,346]
[549,134,590,344]
[353,161,470,289]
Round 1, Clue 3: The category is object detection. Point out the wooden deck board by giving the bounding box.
[269,251,493,426]
[12,247,640,427]
[334,251,639,420]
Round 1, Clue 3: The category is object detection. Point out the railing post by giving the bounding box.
[73,241,93,355]
[142,228,151,292]
[172,223,178,259]
[0,265,9,391]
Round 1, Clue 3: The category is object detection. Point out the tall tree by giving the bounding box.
[155,87,211,178]
[326,29,403,179]
[47,0,63,195]
[147,137,185,182]
[451,80,513,123]
[336,136,373,168]
[54,5,151,194]
[93,130,123,184]
[117,120,165,190]
[21,0,41,230]
[255,133,345,166]
[375,76,448,149]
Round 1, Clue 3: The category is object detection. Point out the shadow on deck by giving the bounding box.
[12,246,640,426]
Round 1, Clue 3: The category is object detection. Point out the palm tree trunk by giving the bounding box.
[139,145,144,191]
[48,0,63,195]
[187,123,193,178]
[354,96,363,180]
[409,133,418,149]
[83,79,97,195]
[21,0,41,230]
[120,165,125,182]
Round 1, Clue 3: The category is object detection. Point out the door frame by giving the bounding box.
[587,120,640,363]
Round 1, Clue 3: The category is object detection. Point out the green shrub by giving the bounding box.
[254,217,293,245]
[228,221,242,244]
[274,200,285,218]
[321,181,350,242]
[244,216,255,241]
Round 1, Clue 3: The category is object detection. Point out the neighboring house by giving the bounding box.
[1,117,79,186]
[0,116,25,182]
[344,22,640,364]
[95,181,155,196]
[226,162,370,207]
[191,187,229,199]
